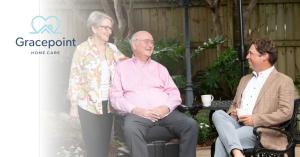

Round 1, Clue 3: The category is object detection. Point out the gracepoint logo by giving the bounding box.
[30,16,61,34]
[15,16,76,55]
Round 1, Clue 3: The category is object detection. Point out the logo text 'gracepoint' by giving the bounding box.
[15,37,76,49]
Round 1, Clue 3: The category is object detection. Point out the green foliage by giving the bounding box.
[152,39,187,93]
[295,74,300,96]
[115,39,132,57]
[151,37,228,96]
[198,122,211,144]
[195,110,215,144]
[194,36,225,55]
[193,48,246,100]
[152,39,185,75]
[172,75,186,92]
[297,115,300,133]
[295,74,300,133]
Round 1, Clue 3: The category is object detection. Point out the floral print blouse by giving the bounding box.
[68,37,126,115]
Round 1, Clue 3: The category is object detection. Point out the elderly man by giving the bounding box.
[212,38,297,157]
[110,31,198,157]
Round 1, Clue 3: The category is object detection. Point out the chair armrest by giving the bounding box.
[253,126,288,136]
[253,126,295,152]
[176,104,189,112]
[176,104,202,117]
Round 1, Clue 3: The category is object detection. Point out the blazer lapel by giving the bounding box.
[236,75,253,108]
[240,75,252,93]
[253,69,278,110]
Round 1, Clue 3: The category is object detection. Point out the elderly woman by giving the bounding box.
[68,11,127,157]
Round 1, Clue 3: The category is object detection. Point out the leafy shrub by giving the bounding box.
[152,39,185,75]
[295,74,300,96]
[195,110,216,144]
[193,48,247,100]
[172,75,186,93]
[115,39,132,57]
[295,74,300,133]
[194,36,224,55]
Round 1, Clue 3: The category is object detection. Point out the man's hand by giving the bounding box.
[152,105,170,119]
[238,115,254,126]
[132,107,161,122]
[230,109,238,120]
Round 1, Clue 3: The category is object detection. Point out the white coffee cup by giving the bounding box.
[201,94,214,107]
[236,108,250,117]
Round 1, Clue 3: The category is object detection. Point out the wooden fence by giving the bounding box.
[44,0,300,79]
[130,0,300,80]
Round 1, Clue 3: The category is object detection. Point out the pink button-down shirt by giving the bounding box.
[110,57,182,113]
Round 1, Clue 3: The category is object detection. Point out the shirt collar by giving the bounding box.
[132,55,152,65]
[252,66,274,78]
[87,36,108,52]
[87,37,96,51]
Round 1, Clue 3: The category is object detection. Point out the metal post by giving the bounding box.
[183,0,194,107]
[237,0,246,76]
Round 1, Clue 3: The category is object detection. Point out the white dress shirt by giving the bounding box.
[240,66,275,115]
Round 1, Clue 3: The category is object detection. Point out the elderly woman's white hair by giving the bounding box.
[87,11,114,33]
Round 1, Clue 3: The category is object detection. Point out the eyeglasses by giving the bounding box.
[134,39,155,45]
[99,25,112,31]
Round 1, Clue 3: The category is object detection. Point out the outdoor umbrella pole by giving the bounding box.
[237,0,246,76]
[183,0,194,107]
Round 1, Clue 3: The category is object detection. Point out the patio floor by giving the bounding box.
[196,145,300,157]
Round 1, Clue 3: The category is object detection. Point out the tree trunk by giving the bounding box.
[211,6,223,38]
[99,0,117,23]
[205,0,223,53]
[126,0,134,38]
[233,0,257,42]
[99,0,123,42]
[243,0,257,25]
[113,0,128,42]
[243,0,258,42]
[99,0,133,42]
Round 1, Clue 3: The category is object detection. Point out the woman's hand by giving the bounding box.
[69,105,79,118]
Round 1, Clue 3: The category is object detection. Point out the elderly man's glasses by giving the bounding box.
[135,39,155,45]
[99,25,112,31]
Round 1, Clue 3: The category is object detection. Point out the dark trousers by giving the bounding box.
[123,110,199,157]
[78,101,113,157]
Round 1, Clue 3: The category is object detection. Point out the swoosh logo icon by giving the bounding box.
[30,16,61,34]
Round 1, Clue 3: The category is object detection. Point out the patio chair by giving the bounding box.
[211,98,300,157]
[115,105,190,157]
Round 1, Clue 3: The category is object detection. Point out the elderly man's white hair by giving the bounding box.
[129,32,139,44]
[129,31,151,44]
